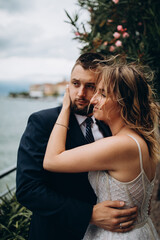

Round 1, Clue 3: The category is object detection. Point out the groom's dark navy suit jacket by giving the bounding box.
[16,106,111,240]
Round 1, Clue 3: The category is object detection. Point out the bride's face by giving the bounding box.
[90,80,119,123]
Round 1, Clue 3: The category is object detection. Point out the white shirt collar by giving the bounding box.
[75,114,96,126]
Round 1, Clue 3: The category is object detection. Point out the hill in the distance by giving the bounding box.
[0,82,30,96]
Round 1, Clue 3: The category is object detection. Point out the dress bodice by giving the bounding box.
[83,135,159,240]
[88,169,154,224]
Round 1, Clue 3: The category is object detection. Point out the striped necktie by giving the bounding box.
[85,117,95,143]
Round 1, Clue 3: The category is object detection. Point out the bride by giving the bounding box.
[43,58,160,239]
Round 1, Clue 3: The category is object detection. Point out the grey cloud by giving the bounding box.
[0,26,79,60]
[30,35,79,60]
[0,22,43,57]
[0,0,80,61]
[0,0,33,13]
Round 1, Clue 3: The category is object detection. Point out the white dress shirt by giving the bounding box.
[75,114,104,141]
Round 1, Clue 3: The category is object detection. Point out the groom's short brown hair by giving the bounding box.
[72,52,106,71]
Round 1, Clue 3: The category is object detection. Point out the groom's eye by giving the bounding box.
[86,84,95,90]
[72,80,80,87]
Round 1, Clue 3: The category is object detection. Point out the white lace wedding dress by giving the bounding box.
[83,135,160,240]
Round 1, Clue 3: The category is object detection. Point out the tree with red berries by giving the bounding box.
[66,0,160,99]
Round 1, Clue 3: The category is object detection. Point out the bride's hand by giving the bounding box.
[62,85,71,110]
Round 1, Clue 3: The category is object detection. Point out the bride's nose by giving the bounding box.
[90,92,98,105]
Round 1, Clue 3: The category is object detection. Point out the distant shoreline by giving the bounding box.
[0,81,30,96]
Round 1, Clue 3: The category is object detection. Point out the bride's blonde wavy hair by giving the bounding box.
[96,56,160,163]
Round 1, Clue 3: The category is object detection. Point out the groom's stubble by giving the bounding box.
[71,101,94,116]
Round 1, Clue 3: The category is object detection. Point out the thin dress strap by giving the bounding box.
[127,134,146,217]
[127,134,143,172]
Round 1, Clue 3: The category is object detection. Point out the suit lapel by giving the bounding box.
[67,113,87,148]
[67,114,111,148]
[96,120,112,137]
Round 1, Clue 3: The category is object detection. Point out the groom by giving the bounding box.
[16,53,137,240]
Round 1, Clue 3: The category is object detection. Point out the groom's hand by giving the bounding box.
[90,200,137,232]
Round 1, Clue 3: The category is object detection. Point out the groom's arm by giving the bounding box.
[16,109,137,238]
[91,200,137,232]
[16,111,93,239]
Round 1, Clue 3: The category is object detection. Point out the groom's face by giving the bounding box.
[69,65,96,116]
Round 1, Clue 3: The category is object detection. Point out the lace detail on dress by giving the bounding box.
[83,135,159,240]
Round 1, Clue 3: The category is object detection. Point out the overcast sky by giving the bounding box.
[0,0,88,83]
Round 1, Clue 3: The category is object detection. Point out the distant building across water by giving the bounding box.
[29,80,68,98]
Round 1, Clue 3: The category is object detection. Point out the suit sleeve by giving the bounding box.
[16,112,93,238]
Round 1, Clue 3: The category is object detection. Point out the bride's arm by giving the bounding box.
[43,85,71,159]
[43,88,129,173]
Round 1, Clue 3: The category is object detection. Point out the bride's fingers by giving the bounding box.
[65,84,69,91]
[63,84,71,107]
[65,84,70,96]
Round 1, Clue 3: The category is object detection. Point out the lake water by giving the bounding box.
[0,96,62,195]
